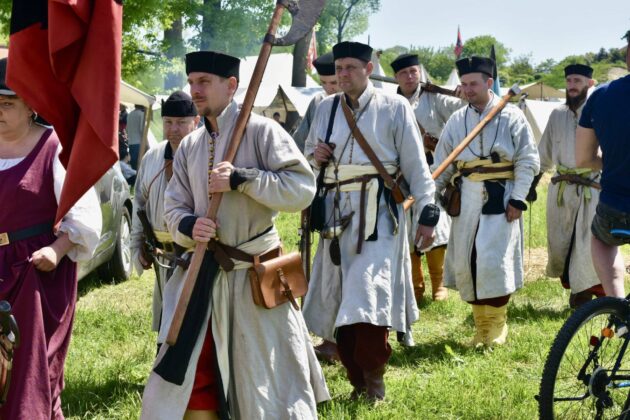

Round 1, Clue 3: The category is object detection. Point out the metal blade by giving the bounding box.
[272,0,326,46]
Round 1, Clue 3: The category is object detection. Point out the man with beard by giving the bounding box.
[390,53,466,306]
[293,52,339,152]
[433,56,539,347]
[303,41,438,401]
[534,64,603,308]
[140,50,328,420]
[576,30,630,299]
[131,91,200,337]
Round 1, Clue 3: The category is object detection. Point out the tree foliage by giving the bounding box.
[315,0,380,53]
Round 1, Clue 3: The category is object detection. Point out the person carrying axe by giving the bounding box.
[433,56,539,347]
[130,91,200,338]
[303,41,439,401]
[533,64,604,309]
[140,50,328,420]
[390,53,466,308]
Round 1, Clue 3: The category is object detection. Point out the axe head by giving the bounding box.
[508,84,521,96]
[272,0,326,47]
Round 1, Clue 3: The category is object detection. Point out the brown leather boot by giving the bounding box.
[313,340,339,364]
[410,252,425,303]
[426,247,447,301]
[363,365,386,401]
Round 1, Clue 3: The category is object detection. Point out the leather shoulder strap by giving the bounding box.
[340,96,396,189]
[324,95,340,144]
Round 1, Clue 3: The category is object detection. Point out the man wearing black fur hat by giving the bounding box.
[293,51,339,151]
[141,51,328,420]
[536,64,604,308]
[390,53,466,306]
[303,41,438,401]
[131,90,200,335]
[433,56,539,347]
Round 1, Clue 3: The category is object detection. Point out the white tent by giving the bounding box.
[517,81,565,100]
[520,99,563,143]
[419,64,432,83]
[445,68,460,88]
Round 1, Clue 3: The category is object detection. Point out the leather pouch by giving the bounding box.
[249,251,307,311]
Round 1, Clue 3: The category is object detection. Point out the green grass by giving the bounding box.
[60,182,627,418]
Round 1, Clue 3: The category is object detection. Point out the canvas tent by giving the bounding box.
[445,68,460,88]
[519,98,562,143]
[516,81,565,100]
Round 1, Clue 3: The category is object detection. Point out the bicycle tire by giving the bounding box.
[539,297,630,420]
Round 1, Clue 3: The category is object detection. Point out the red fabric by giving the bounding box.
[336,323,391,387]
[454,26,464,59]
[187,324,220,411]
[7,0,122,223]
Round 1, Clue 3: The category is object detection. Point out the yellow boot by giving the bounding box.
[410,252,425,303]
[484,304,509,346]
[469,305,487,347]
[426,247,448,301]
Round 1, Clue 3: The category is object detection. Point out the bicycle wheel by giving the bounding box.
[539,297,630,420]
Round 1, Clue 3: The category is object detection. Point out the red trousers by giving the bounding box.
[187,324,220,411]
[336,323,391,388]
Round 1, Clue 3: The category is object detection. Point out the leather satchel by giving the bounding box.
[249,251,307,311]
[441,179,462,217]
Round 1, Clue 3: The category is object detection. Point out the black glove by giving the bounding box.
[526,173,543,203]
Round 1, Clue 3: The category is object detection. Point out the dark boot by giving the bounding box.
[348,370,366,400]
[569,290,593,309]
[363,365,386,401]
[314,340,339,363]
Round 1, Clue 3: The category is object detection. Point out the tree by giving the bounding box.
[316,0,381,53]
[461,35,510,67]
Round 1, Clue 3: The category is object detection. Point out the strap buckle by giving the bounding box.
[0,233,8,246]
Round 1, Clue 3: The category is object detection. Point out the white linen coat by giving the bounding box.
[302,83,435,341]
[140,101,329,420]
[404,85,465,250]
[433,92,540,301]
[538,102,601,293]
[293,91,327,153]
[130,140,173,332]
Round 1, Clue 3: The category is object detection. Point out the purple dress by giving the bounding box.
[0,129,77,419]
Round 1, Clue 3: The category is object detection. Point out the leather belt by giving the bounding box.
[551,174,600,188]
[206,241,280,272]
[460,165,515,176]
[0,221,54,247]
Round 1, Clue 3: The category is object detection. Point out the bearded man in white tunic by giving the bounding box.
[131,91,200,336]
[390,53,466,305]
[534,63,603,309]
[433,56,539,347]
[303,41,439,401]
[140,50,329,420]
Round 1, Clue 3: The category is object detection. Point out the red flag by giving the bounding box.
[454,25,464,59]
[7,0,122,224]
[306,30,318,72]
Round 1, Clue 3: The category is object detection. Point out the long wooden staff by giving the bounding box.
[166,0,326,346]
[403,84,521,212]
[369,74,459,98]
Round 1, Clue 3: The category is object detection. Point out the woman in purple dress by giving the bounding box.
[0,58,101,419]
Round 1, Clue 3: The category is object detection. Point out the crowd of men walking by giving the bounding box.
[0,21,627,418]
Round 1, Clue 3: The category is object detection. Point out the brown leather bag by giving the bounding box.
[249,251,308,311]
[441,179,462,217]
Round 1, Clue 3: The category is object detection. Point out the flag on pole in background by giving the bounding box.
[7,0,123,224]
[306,30,318,72]
[490,44,502,95]
[454,26,464,59]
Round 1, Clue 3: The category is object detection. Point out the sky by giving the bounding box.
[352,0,630,64]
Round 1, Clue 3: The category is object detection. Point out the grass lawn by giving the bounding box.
[61,181,629,419]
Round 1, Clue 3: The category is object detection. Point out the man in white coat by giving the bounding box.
[534,64,603,308]
[303,41,439,401]
[140,50,328,420]
[390,53,465,303]
[433,56,539,347]
[131,91,200,336]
